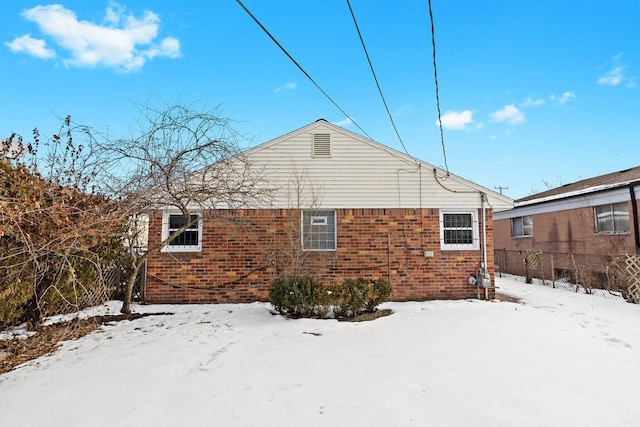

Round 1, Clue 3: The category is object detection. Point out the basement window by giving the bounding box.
[440,211,479,250]
[312,133,331,158]
[302,210,336,251]
[161,211,202,252]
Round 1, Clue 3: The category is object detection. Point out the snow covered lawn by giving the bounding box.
[1,276,639,426]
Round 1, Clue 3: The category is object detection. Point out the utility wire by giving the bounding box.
[427,0,449,173]
[345,0,412,158]
[236,0,372,140]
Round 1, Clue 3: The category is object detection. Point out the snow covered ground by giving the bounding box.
[1,276,639,426]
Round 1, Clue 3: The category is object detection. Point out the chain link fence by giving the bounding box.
[494,249,639,303]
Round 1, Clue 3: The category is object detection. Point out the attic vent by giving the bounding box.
[312,133,331,157]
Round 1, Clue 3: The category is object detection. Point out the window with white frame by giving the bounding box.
[595,202,629,233]
[512,215,533,237]
[161,212,202,252]
[440,211,479,250]
[302,210,336,251]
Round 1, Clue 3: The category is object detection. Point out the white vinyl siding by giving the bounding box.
[243,121,511,211]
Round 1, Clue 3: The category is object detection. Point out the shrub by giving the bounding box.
[269,276,391,319]
[0,159,128,330]
[333,278,369,318]
[269,275,319,317]
[364,279,393,312]
[333,278,392,317]
[313,284,339,318]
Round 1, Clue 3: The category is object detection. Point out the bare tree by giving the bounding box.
[92,101,269,314]
[2,102,270,324]
[276,163,326,277]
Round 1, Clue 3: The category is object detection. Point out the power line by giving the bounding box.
[235,0,372,140]
[427,0,449,173]
[345,0,412,158]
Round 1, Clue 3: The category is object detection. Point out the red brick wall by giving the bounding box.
[494,199,638,280]
[145,208,495,304]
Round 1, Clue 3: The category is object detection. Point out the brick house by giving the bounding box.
[494,166,640,285]
[144,119,513,303]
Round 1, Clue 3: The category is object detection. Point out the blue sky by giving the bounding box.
[2,1,639,199]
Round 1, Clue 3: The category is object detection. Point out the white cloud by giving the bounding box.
[552,91,577,105]
[145,37,180,60]
[8,3,180,72]
[274,82,296,93]
[597,54,636,87]
[520,97,546,107]
[5,33,55,59]
[104,2,125,25]
[491,104,525,124]
[437,110,473,130]
[598,66,623,86]
[332,117,353,127]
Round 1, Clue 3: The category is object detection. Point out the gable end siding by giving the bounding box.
[247,123,511,210]
[312,133,331,157]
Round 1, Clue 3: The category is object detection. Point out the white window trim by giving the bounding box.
[161,210,203,253]
[301,210,337,251]
[440,210,479,251]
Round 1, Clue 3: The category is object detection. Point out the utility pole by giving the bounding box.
[494,185,509,195]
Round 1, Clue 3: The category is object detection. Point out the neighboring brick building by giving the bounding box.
[494,166,640,285]
[144,119,513,303]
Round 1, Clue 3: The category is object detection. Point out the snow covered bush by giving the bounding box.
[333,278,392,317]
[269,276,391,319]
[269,276,319,317]
[332,278,369,318]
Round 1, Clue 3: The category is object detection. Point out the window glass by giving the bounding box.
[595,205,613,232]
[523,215,533,236]
[512,217,523,237]
[168,214,199,246]
[302,210,336,251]
[596,203,629,233]
[443,213,474,245]
[612,202,630,232]
[512,215,533,237]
